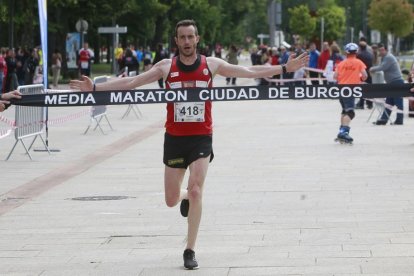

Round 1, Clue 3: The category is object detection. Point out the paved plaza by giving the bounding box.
[1,73,414,275]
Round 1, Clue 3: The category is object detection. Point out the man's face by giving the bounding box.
[379,47,387,57]
[175,25,199,58]
[310,43,316,51]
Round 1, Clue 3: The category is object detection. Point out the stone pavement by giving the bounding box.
[1,69,414,275]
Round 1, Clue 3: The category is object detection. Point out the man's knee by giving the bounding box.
[165,194,180,207]
[343,110,355,120]
[188,184,202,202]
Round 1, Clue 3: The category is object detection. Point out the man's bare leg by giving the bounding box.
[164,166,186,207]
[186,156,210,250]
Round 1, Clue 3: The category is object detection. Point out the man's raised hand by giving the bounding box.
[69,75,94,92]
[285,52,309,73]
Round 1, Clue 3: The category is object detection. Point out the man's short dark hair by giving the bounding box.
[175,19,198,37]
[378,43,387,50]
[359,41,367,50]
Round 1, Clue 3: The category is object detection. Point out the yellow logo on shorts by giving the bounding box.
[168,158,184,165]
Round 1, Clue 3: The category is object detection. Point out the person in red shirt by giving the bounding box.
[318,42,330,71]
[70,19,309,270]
[334,43,367,144]
[78,42,94,77]
[0,48,6,93]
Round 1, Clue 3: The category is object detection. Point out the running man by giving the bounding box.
[70,19,308,270]
[334,43,367,144]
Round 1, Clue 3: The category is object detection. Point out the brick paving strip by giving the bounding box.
[0,121,163,216]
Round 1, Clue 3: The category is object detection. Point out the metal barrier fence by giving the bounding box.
[84,76,114,135]
[6,84,50,160]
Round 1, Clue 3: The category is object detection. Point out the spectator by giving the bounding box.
[318,42,330,72]
[359,37,373,54]
[270,47,279,66]
[15,47,27,85]
[203,45,212,57]
[121,48,139,77]
[356,41,374,109]
[51,49,62,88]
[226,45,238,85]
[250,47,259,65]
[143,46,153,72]
[4,48,18,92]
[324,43,343,84]
[278,45,292,82]
[114,43,123,72]
[78,42,94,77]
[153,43,168,88]
[308,42,320,85]
[0,48,6,93]
[371,43,404,125]
[294,42,305,55]
[135,46,143,73]
[279,45,289,65]
[23,48,39,85]
[214,43,222,58]
[408,62,414,117]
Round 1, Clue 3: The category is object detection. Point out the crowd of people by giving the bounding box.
[0,46,44,94]
[113,43,169,79]
[246,38,383,89]
[1,37,412,124]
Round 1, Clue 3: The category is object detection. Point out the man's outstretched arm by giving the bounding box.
[69,59,170,92]
[209,52,308,79]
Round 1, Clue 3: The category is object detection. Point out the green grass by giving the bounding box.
[91,63,112,76]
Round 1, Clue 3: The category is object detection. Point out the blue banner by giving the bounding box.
[38,0,48,87]
[66,33,80,69]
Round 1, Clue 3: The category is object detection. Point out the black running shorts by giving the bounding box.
[163,133,214,169]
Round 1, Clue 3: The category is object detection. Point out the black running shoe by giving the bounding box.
[180,199,189,217]
[373,120,387,125]
[183,249,199,270]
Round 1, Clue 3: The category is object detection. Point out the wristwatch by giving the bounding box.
[282,64,287,74]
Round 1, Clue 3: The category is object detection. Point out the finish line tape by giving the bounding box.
[11,84,414,107]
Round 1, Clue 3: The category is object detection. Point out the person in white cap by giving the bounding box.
[334,42,367,144]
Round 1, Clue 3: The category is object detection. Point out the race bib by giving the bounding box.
[81,61,89,69]
[174,102,205,122]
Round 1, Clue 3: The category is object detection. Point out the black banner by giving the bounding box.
[11,83,414,107]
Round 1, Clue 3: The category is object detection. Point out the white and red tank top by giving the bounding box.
[79,49,91,62]
[165,55,213,136]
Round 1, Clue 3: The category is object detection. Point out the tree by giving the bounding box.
[243,0,268,47]
[288,5,316,43]
[214,0,256,46]
[368,0,414,38]
[316,5,346,42]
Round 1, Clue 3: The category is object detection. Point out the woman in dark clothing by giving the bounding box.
[4,49,18,92]
[121,48,139,76]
